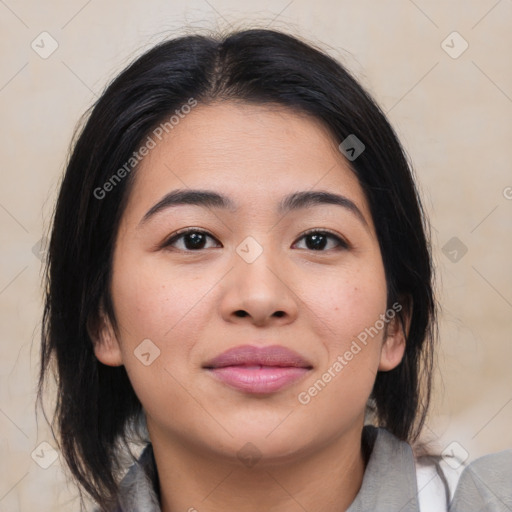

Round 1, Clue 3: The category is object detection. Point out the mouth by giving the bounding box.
[202,345,313,394]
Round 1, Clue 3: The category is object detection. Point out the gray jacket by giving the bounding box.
[449,449,512,511]
[94,426,511,511]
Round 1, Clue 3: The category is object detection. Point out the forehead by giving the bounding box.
[124,101,372,223]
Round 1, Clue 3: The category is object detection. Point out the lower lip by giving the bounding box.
[206,366,310,393]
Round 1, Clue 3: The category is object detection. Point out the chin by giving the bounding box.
[209,424,317,467]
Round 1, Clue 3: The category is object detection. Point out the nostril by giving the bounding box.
[233,310,285,318]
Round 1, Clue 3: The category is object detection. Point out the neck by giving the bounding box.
[149,423,366,512]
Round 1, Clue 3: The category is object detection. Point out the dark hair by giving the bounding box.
[38,28,436,511]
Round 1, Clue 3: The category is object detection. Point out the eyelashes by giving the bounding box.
[161,228,350,252]
[294,229,350,251]
[162,229,219,251]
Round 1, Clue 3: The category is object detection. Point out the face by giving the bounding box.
[92,101,406,463]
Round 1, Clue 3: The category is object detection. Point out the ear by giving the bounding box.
[87,301,123,367]
[378,300,411,372]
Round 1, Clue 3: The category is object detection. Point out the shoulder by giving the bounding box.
[354,427,465,512]
[349,427,448,511]
[449,449,512,511]
[414,446,512,512]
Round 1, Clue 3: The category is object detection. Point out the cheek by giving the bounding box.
[294,270,387,427]
[111,253,206,342]
[109,252,228,380]
[109,259,210,413]
[304,264,388,351]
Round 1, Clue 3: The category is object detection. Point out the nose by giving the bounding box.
[219,245,299,327]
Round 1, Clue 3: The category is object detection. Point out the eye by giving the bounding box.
[162,228,221,251]
[162,228,349,252]
[293,229,349,251]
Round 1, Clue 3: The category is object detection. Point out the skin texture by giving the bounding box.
[91,101,407,512]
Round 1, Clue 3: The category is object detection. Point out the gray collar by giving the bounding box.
[116,426,419,511]
[347,426,419,511]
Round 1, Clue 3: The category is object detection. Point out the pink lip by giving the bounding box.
[203,345,312,394]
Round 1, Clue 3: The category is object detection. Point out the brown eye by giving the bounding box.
[294,230,349,251]
[163,229,220,251]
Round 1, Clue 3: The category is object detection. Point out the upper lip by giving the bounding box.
[203,345,313,369]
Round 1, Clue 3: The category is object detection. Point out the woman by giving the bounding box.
[38,28,499,512]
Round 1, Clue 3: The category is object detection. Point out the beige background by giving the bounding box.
[1,0,511,510]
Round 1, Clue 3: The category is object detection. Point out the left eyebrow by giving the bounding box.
[138,188,368,228]
[279,190,368,227]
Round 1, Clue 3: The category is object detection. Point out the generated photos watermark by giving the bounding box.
[94,97,197,200]
[297,301,402,405]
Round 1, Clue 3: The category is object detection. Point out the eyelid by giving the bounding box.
[294,228,350,250]
[161,227,219,249]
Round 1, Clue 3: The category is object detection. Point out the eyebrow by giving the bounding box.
[138,188,368,228]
